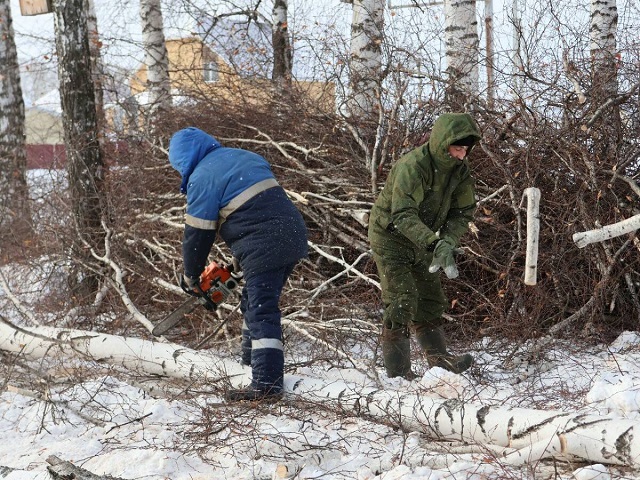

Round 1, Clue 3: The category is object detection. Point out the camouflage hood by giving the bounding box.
[427,113,481,169]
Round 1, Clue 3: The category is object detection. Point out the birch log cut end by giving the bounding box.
[572,232,588,248]
[273,464,289,478]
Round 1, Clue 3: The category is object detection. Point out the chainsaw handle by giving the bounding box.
[225,262,243,281]
[193,283,218,311]
[180,275,199,297]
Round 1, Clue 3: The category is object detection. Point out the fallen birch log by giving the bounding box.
[47,455,124,480]
[1,321,639,469]
[0,465,17,478]
[0,320,249,387]
[290,376,640,468]
[573,214,640,248]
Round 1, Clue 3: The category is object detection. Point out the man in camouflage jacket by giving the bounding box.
[368,113,481,378]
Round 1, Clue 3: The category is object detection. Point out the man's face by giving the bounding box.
[448,145,469,160]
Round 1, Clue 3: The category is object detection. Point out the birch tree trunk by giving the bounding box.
[2,321,640,469]
[0,0,33,243]
[347,0,384,120]
[590,0,618,99]
[510,0,524,95]
[53,0,106,299]
[589,0,620,156]
[444,0,479,110]
[272,0,292,93]
[293,376,640,468]
[139,0,172,123]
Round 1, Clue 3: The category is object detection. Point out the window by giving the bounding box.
[203,62,219,82]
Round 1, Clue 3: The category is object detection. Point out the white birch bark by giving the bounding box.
[510,0,524,94]
[523,188,540,286]
[293,376,640,468]
[573,214,640,248]
[47,455,124,480]
[444,0,479,107]
[139,0,172,116]
[2,321,640,469]
[0,321,248,384]
[590,0,618,96]
[347,0,384,119]
[0,0,32,236]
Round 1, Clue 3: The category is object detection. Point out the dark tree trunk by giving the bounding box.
[0,0,33,249]
[53,0,106,298]
[85,0,106,140]
[272,0,292,92]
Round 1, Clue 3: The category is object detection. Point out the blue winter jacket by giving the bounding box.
[169,127,308,278]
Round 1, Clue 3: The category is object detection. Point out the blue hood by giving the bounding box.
[169,127,222,194]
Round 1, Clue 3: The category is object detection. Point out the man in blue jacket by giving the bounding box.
[169,127,308,402]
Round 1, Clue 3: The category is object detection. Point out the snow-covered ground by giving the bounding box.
[1,298,640,480]
[1,171,639,479]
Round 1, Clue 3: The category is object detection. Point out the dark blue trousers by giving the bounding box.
[240,262,296,392]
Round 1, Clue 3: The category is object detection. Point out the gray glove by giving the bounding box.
[180,273,200,296]
[428,237,459,279]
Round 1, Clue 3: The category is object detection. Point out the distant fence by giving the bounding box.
[27,144,66,169]
[26,142,129,169]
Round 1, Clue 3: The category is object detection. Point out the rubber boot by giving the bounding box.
[381,327,416,380]
[414,325,473,374]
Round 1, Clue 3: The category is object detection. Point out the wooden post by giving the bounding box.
[523,187,540,285]
[19,0,53,16]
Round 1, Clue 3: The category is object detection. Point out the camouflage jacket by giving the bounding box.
[368,113,481,250]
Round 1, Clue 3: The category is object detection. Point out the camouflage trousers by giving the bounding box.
[371,241,447,331]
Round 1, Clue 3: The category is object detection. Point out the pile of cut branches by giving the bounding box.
[37,85,640,353]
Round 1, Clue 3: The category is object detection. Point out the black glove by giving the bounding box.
[180,274,200,296]
[181,274,218,310]
[428,236,459,279]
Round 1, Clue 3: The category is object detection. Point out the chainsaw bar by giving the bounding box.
[152,296,202,336]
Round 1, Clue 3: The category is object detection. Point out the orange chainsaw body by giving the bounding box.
[199,261,237,304]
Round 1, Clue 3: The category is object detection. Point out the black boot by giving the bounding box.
[225,386,283,403]
[415,325,473,374]
[381,327,417,380]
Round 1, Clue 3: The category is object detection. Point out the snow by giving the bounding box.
[1,172,640,479]
[2,288,639,479]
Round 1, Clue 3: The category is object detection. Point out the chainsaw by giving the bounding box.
[152,261,241,337]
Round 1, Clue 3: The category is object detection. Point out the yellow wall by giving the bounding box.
[131,37,335,112]
[25,108,64,144]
